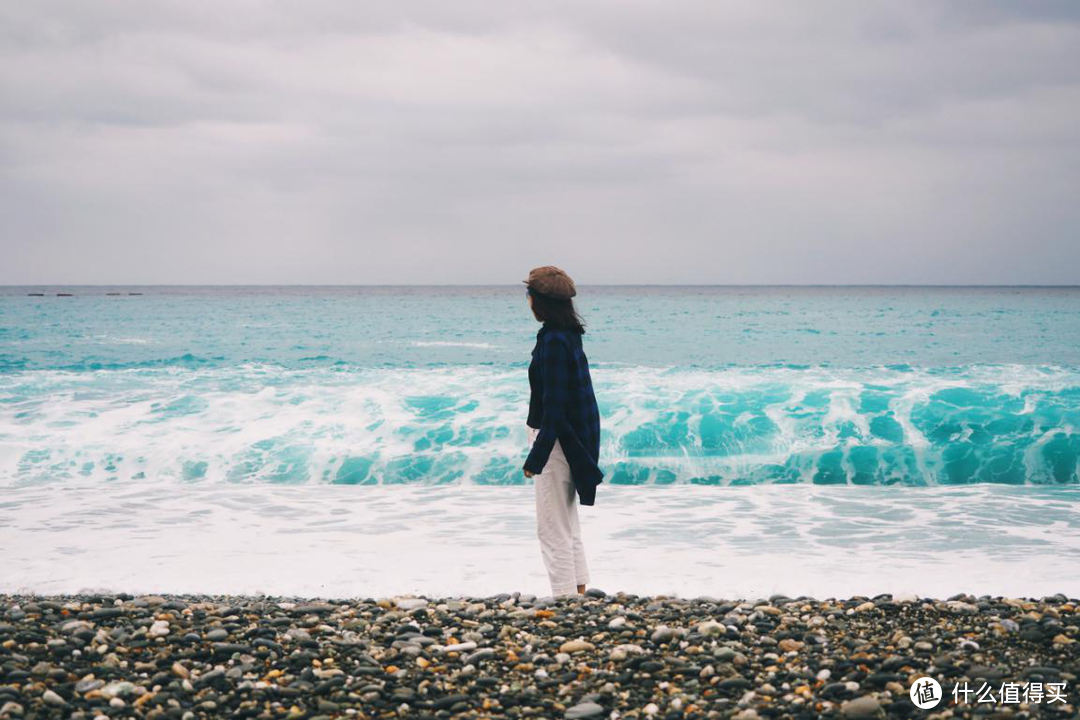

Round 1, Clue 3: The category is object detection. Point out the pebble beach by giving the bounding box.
[1,591,1076,720]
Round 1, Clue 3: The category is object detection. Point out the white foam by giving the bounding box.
[2,484,1077,599]
[2,363,1079,486]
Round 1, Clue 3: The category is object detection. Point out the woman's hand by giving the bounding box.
[523,469,535,478]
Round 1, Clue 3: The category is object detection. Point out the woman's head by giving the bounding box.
[526,286,586,333]
[523,265,585,333]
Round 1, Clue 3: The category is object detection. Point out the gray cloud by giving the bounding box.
[2,0,1079,284]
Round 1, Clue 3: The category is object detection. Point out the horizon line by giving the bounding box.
[2,283,1079,289]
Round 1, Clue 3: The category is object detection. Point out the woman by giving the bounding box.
[522,265,604,598]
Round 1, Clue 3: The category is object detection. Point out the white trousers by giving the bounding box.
[529,425,590,597]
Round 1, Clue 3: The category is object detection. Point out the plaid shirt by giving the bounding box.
[524,323,604,505]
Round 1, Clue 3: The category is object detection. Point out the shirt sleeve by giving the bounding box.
[523,336,569,474]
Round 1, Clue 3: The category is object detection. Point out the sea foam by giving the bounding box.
[2,363,1077,486]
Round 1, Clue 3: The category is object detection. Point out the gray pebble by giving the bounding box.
[841,695,883,720]
[565,701,605,719]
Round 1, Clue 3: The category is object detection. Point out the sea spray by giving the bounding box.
[2,364,1077,486]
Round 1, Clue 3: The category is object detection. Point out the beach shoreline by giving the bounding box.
[6,484,1079,602]
[1,591,1076,719]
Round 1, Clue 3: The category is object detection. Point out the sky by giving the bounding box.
[2,1,1079,285]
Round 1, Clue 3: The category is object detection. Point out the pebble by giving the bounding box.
[463,648,495,665]
[0,590,1073,720]
[841,695,883,719]
[649,625,686,643]
[99,681,137,699]
[609,643,644,660]
[559,638,595,653]
[715,646,738,661]
[565,701,605,718]
[41,689,66,706]
[947,600,979,614]
[394,598,428,611]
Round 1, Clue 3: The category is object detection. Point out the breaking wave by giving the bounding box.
[2,363,1078,486]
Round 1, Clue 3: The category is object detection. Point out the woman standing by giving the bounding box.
[522,266,604,598]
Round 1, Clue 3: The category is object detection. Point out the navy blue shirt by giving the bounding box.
[524,323,604,505]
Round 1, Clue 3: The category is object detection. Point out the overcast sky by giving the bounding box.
[2,1,1079,285]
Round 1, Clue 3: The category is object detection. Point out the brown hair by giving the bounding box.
[528,287,586,333]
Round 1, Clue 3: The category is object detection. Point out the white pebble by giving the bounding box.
[395,598,428,611]
[42,689,67,706]
[440,641,477,653]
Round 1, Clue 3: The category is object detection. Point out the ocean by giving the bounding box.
[2,285,1079,598]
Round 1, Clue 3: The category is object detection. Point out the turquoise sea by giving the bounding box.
[2,285,1079,598]
[3,285,1080,487]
